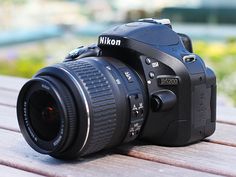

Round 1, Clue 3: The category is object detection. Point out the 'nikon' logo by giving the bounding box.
[99,37,121,46]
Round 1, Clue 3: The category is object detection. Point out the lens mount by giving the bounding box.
[17,77,77,154]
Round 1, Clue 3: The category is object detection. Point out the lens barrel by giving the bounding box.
[17,57,146,159]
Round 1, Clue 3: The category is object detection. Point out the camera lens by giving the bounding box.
[17,76,77,154]
[28,90,60,141]
[17,57,147,159]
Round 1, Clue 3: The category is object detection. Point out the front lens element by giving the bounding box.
[29,90,60,141]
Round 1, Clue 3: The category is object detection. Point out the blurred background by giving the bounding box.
[0,0,236,106]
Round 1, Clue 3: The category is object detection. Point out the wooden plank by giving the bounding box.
[0,129,217,177]
[118,141,236,177]
[0,105,19,132]
[0,165,42,177]
[0,104,235,176]
[206,122,236,147]
[0,75,27,91]
[217,106,236,125]
[0,75,26,107]
[0,89,18,107]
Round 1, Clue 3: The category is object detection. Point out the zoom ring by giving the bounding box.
[63,60,117,155]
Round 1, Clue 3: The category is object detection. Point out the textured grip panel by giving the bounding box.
[63,60,117,155]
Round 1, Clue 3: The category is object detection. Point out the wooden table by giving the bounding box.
[0,75,236,177]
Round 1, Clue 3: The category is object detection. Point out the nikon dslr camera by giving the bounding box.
[17,19,216,159]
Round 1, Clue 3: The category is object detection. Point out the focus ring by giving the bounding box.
[63,60,117,155]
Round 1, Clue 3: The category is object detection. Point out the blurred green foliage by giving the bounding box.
[194,40,236,105]
[194,40,236,80]
[0,0,27,4]
[0,40,236,105]
[0,52,45,78]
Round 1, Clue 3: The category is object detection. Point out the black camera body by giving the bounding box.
[17,19,216,159]
[77,18,216,146]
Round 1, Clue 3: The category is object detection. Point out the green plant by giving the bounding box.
[194,40,236,105]
[0,54,45,78]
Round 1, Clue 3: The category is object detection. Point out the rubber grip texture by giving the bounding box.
[63,60,117,155]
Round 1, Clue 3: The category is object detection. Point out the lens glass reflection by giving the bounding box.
[29,91,60,141]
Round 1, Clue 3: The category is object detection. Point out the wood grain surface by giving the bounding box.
[0,75,27,91]
[118,142,236,177]
[0,129,219,177]
[0,165,43,177]
[0,105,18,132]
[0,75,236,177]
[0,89,18,107]
[207,123,236,147]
